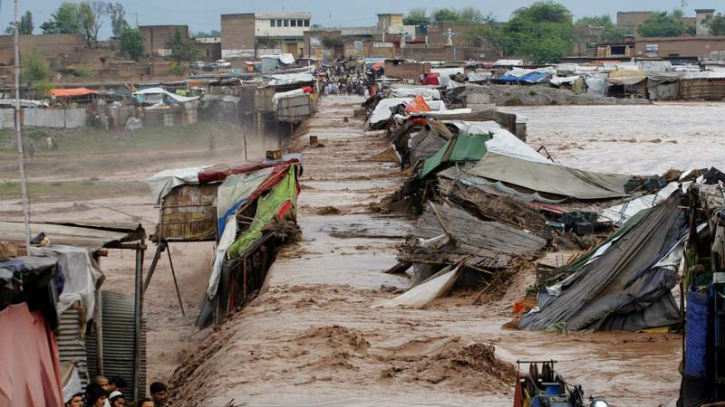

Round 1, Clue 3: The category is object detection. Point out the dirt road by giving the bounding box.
[169,96,682,407]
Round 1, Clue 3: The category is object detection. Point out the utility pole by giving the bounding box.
[14,0,30,251]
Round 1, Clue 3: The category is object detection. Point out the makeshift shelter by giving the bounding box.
[0,256,64,407]
[606,76,647,98]
[518,195,686,332]
[51,88,98,104]
[647,73,682,101]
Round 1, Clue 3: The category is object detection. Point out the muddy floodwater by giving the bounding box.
[506,103,725,174]
[166,97,685,407]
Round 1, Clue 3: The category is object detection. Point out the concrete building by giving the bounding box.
[696,9,716,36]
[194,38,222,61]
[0,34,86,66]
[139,25,190,57]
[221,12,311,59]
[635,36,725,58]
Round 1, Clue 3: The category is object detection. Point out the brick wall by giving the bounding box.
[139,25,189,57]
[384,61,431,82]
[0,34,86,65]
[221,14,256,58]
[635,36,725,57]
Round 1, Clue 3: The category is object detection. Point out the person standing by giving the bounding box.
[28,141,35,161]
[149,382,168,407]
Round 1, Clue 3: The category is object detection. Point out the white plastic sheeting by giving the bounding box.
[369,97,413,125]
[390,87,441,99]
[207,220,238,299]
[467,72,493,82]
[29,246,100,319]
[550,75,581,86]
[599,182,679,226]
[133,87,200,103]
[265,72,315,86]
[586,77,607,96]
[375,266,460,309]
[494,59,524,66]
[216,168,275,232]
[261,53,296,65]
[146,167,205,204]
[449,122,551,165]
[430,67,464,77]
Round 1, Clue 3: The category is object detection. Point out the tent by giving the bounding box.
[518,195,686,332]
[467,153,631,200]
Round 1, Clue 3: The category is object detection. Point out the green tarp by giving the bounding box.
[421,133,491,178]
[228,167,298,258]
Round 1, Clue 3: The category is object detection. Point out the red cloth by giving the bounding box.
[0,303,63,407]
[405,95,432,113]
[421,72,440,86]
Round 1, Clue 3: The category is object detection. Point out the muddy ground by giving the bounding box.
[0,97,708,405]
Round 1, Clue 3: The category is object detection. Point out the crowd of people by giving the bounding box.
[65,377,169,407]
[316,58,379,97]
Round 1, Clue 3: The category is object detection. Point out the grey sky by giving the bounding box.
[0,0,718,37]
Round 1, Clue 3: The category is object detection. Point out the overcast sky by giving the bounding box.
[0,0,718,37]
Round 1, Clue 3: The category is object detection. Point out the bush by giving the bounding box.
[120,28,144,60]
[169,63,187,76]
[75,66,93,78]
[24,47,51,82]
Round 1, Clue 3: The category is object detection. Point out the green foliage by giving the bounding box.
[34,82,57,98]
[322,36,343,48]
[708,13,725,36]
[575,14,613,28]
[463,26,494,48]
[119,28,144,60]
[75,66,93,78]
[40,2,82,34]
[403,8,430,26]
[168,28,201,62]
[24,47,51,83]
[107,3,129,38]
[512,1,571,24]
[637,12,685,37]
[195,29,221,38]
[490,1,577,64]
[459,7,491,24]
[9,11,35,34]
[169,63,187,76]
[432,9,461,23]
[599,26,631,42]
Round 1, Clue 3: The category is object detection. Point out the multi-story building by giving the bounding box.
[221,12,311,59]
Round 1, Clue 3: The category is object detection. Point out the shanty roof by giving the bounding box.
[0,221,145,250]
[51,88,99,98]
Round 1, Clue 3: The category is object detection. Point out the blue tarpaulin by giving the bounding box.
[519,72,550,84]
[685,287,713,378]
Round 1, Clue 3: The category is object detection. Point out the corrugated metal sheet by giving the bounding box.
[276,94,312,123]
[86,291,147,398]
[0,221,143,249]
[58,305,89,391]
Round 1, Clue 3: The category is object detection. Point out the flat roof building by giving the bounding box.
[221,12,311,59]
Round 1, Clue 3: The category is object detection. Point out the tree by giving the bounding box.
[459,7,491,24]
[40,2,82,34]
[512,1,571,24]
[637,12,685,37]
[575,14,613,28]
[403,8,430,26]
[195,30,221,38]
[79,1,108,47]
[168,28,200,62]
[707,13,725,36]
[107,3,129,39]
[599,26,630,42]
[119,28,144,60]
[432,9,460,23]
[463,26,495,48]
[24,47,51,82]
[495,1,578,64]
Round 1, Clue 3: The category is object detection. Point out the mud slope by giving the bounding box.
[169,96,681,407]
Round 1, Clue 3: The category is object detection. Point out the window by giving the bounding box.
[277,19,282,27]
[284,19,289,27]
[291,19,297,27]
[270,19,276,27]
[304,20,310,27]
[298,19,304,27]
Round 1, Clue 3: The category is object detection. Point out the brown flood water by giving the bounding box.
[167,96,683,407]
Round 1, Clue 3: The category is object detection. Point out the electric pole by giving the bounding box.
[14,0,30,251]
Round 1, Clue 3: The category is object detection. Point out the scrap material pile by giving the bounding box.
[364,86,723,332]
[678,182,725,406]
[146,156,302,327]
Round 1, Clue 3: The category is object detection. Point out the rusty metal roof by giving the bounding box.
[0,221,145,249]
